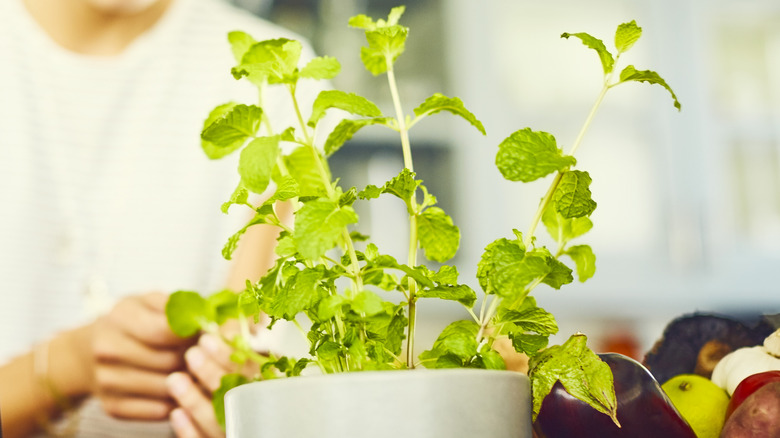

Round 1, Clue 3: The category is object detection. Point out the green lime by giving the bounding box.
[662,374,729,438]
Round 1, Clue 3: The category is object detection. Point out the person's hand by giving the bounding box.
[93,292,195,420]
[166,333,238,438]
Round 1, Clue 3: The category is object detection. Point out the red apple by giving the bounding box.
[726,370,780,420]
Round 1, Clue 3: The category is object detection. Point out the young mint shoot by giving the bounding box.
[164,10,680,428]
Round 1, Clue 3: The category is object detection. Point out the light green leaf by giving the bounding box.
[542,257,574,290]
[165,291,213,337]
[496,297,558,336]
[479,347,507,370]
[207,290,239,324]
[213,374,250,429]
[615,20,642,53]
[477,237,524,294]
[267,176,299,203]
[274,233,296,257]
[418,284,477,307]
[351,291,385,316]
[417,207,460,262]
[542,202,594,245]
[496,128,576,183]
[232,38,303,86]
[359,26,408,76]
[566,245,596,282]
[323,118,389,156]
[431,265,459,285]
[202,104,262,150]
[619,65,681,110]
[477,238,550,299]
[553,170,597,218]
[283,146,329,197]
[382,168,419,205]
[358,184,382,200]
[561,32,615,74]
[309,90,383,128]
[510,333,549,356]
[221,182,250,214]
[299,56,341,80]
[201,103,241,159]
[223,214,267,260]
[348,14,375,30]
[412,93,486,135]
[238,136,280,194]
[370,255,435,289]
[269,266,325,320]
[293,200,358,259]
[227,31,257,64]
[420,320,480,364]
[528,334,618,425]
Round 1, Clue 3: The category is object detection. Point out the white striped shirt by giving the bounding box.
[0,0,323,435]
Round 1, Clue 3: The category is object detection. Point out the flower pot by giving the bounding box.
[225,368,532,438]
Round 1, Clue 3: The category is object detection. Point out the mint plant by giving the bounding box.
[165,7,679,428]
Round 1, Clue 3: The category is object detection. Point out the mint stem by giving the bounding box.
[387,62,418,369]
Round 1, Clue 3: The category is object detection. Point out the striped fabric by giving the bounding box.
[0,0,324,435]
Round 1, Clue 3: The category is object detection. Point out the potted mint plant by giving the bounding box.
[166,6,680,437]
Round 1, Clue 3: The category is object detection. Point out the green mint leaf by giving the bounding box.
[412,93,486,135]
[510,333,549,356]
[323,117,389,156]
[496,297,558,336]
[618,65,681,110]
[363,270,398,291]
[221,182,250,214]
[561,32,615,75]
[477,237,550,298]
[269,266,326,320]
[227,31,257,63]
[528,334,618,425]
[351,291,385,316]
[478,346,507,370]
[496,128,576,183]
[201,103,241,159]
[213,373,250,429]
[417,284,477,307]
[309,90,383,128]
[417,206,460,262]
[431,265,459,285]
[299,56,341,80]
[267,176,299,203]
[222,214,267,260]
[553,170,597,218]
[338,187,358,207]
[238,136,280,194]
[237,290,260,321]
[358,184,382,200]
[359,26,408,76]
[348,14,375,30]
[542,256,574,290]
[542,202,594,244]
[314,294,346,322]
[420,320,480,365]
[293,200,358,259]
[566,244,596,282]
[202,104,262,151]
[165,291,214,337]
[233,38,303,85]
[614,20,642,53]
[371,255,435,289]
[386,6,406,26]
[207,290,240,324]
[477,237,524,294]
[283,146,330,197]
[382,168,418,206]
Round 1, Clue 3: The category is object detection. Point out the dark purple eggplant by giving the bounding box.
[532,353,697,438]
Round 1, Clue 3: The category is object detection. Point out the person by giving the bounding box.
[0,0,324,436]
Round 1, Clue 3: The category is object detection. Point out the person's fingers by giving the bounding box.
[107,293,190,348]
[185,346,229,393]
[93,327,188,372]
[100,394,174,421]
[167,372,224,438]
[170,408,204,438]
[95,364,172,399]
[198,334,236,372]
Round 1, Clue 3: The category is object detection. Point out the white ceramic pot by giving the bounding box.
[225,368,532,438]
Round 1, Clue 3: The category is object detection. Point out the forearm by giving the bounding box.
[0,324,95,438]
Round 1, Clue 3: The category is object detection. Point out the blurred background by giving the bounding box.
[231,0,780,358]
